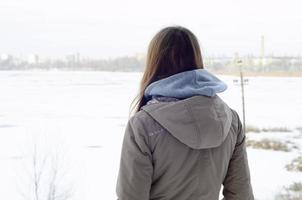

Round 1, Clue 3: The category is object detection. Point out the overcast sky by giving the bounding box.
[0,0,301,58]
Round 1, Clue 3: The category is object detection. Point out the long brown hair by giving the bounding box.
[129,25,204,117]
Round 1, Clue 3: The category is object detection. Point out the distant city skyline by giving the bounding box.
[0,0,301,59]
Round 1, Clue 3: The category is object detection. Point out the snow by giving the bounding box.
[0,71,301,200]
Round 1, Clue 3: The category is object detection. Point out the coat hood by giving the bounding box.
[144,68,227,101]
[141,95,232,149]
[141,69,232,149]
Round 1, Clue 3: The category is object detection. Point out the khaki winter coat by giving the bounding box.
[116,95,254,200]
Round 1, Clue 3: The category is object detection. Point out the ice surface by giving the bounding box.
[0,71,301,200]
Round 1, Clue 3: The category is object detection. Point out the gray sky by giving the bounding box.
[0,0,301,58]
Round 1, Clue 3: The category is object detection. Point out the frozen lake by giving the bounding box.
[0,71,302,200]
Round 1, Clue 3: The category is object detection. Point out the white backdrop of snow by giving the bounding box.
[0,71,301,200]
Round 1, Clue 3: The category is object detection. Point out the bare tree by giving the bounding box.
[16,139,74,200]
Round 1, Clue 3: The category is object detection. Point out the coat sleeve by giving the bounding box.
[222,111,254,200]
[116,117,153,200]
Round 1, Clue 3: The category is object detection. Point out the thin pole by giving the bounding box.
[239,61,246,134]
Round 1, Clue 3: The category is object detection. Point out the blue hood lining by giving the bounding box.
[144,68,227,100]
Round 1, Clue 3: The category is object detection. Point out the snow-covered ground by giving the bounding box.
[0,71,301,200]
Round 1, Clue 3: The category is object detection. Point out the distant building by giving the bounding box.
[28,54,39,64]
[0,53,13,61]
[65,54,76,63]
[135,52,146,61]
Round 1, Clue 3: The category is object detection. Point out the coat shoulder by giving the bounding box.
[129,109,165,137]
[228,108,245,143]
